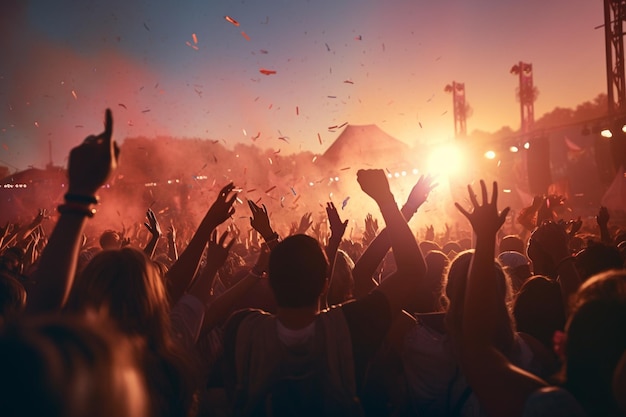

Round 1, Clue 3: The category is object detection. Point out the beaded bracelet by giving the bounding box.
[64,193,99,205]
[57,202,96,218]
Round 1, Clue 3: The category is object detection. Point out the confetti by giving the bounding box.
[327,95,337,99]
[290,187,296,195]
[419,122,423,128]
[252,132,260,140]
[278,136,289,143]
[242,128,247,136]
[255,197,262,204]
[34,121,39,128]
[71,90,78,100]
[274,149,281,154]
[118,103,127,109]
[312,156,318,163]
[2,144,8,151]
[225,16,240,26]
[343,80,354,84]
[241,31,250,41]
[342,197,350,210]
[280,196,285,207]
[296,106,299,115]
[260,49,269,54]
[192,33,198,44]
[355,35,362,40]
[268,103,273,109]
[265,185,276,193]
[142,109,151,113]
[325,43,331,51]
[293,195,301,203]
[247,188,256,192]
[260,69,277,75]
[75,125,83,128]
[338,122,348,129]
[340,167,351,171]
[317,133,322,145]
[268,157,273,165]
[143,22,150,31]
[328,125,338,130]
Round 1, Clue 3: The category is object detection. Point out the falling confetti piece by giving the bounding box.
[268,158,273,165]
[75,125,83,128]
[278,136,289,143]
[143,22,150,31]
[142,109,151,113]
[225,16,240,26]
[317,133,322,145]
[241,31,250,41]
[291,187,297,195]
[294,195,301,203]
[312,156,318,163]
[340,167,351,171]
[192,33,198,44]
[355,35,362,40]
[328,125,338,130]
[296,106,299,115]
[343,80,354,84]
[71,90,77,100]
[34,121,39,128]
[242,128,247,136]
[338,122,348,129]
[118,103,127,109]
[265,185,276,193]
[255,197,262,204]
[252,132,261,140]
[274,149,281,154]
[327,95,337,98]
[259,69,277,75]
[280,196,285,208]
[342,196,350,210]
[127,120,134,126]
[325,43,331,51]
[268,103,273,109]
[2,144,8,151]
[260,49,269,54]
[419,122,423,128]
[247,188,256,192]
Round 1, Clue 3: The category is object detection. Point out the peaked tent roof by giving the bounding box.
[321,124,411,166]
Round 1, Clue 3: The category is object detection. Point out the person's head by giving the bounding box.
[574,242,623,282]
[0,246,24,273]
[564,270,626,416]
[269,234,328,308]
[327,249,355,306]
[65,247,170,349]
[498,251,532,294]
[0,274,26,323]
[443,250,515,352]
[499,235,525,255]
[419,240,441,256]
[513,275,565,351]
[0,316,147,417]
[99,230,122,250]
[409,250,448,313]
[441,241,462,259]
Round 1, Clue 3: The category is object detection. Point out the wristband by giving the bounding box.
[64,193,99,205]
[57,203,96,218]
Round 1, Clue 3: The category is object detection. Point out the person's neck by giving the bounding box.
[276,304,320,330]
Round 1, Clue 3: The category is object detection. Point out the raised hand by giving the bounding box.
[597,206,610,228]
[247,199,275,240]
[144,208,162,238]
[206,230,235,267]
[30,209,49,228]
[166,223,177,242]
[295,212,313,235]
[425,225,435,241]
[362,213,379,245]
[326,202,348,239]
[455,180,510,239]
[68,109,119,196]
[357,169,394,205]
[203,183,237,228]
[403,174,438,215]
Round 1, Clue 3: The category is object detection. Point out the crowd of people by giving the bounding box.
[0,109,625,417]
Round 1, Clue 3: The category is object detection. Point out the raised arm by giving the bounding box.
[353,174,436,299]
[143,208,162,259]
[165,183,237,303]
[456,180,545,417]
[26,109,119,314]
[324,202,348,271]
[356,169,426,314]
[247,200,280,250]
[597,206,612,244]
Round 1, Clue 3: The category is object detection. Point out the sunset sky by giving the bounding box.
[0,0,607,172]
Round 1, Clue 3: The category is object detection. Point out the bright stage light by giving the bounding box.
[484,150,496,160]
[601,129,613,138]
[509,145,519,153]
[427,143,464,177]
[523,142,530,149]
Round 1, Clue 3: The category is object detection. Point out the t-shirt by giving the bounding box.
[219,289,392,395]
